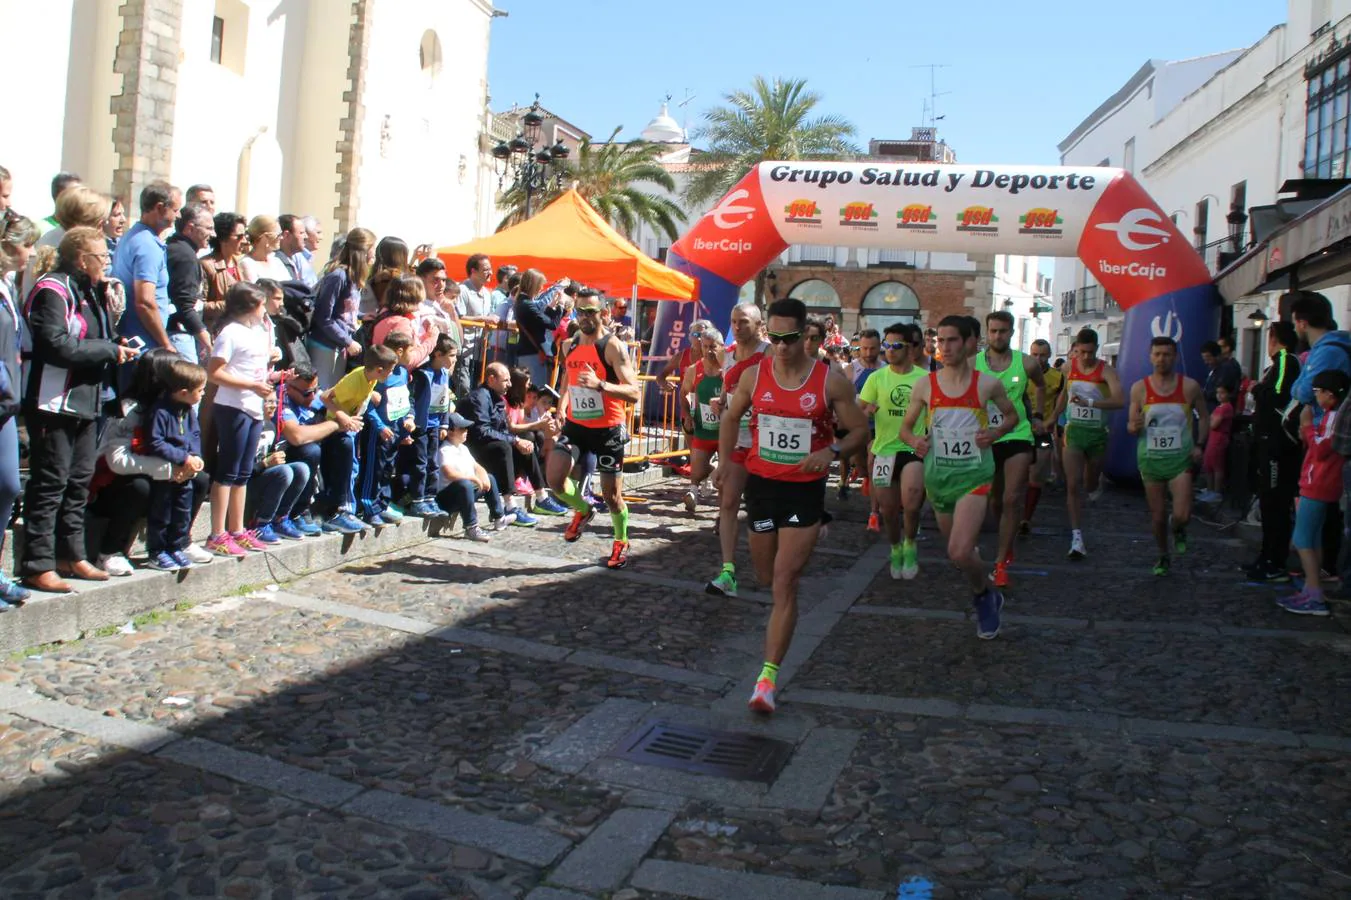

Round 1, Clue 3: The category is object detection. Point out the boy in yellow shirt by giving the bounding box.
[316,345,396,532]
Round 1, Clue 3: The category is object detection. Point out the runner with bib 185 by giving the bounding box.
[1053,328,1123,561]
[858,322,927,580]
[900,315,1021,640]
[717,298,869,714]
[1126,336,1207,576]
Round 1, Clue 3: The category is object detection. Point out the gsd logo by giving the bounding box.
[783,199,822,226]
[1018,207,1064,238]
[956,206,999,235]
[839,202,879,229]
[896,204,938,233]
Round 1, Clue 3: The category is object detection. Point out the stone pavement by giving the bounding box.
[0,477,1349,899]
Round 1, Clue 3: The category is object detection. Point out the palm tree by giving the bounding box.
[683,76,859,208]
[497,127,687,243]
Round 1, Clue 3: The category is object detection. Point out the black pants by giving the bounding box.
[469,440,515,497]
[1256,437,1301,568]
[21,412,98,575]
[92,473,209,557]
[396,431,438,501]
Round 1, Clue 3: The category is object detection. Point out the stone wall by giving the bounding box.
[111,0,183,204]
[333,0,373,235]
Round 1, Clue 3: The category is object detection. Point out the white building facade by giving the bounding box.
[1053,0,1351,374]
[4,0,497,257]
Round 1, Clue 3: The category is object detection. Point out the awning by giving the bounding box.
[1217,184,1351,301]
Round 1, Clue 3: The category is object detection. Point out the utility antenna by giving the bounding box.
[676,88,697,140]
[909,63,951,127]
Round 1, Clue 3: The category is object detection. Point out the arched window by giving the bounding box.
[788,279,841,316]
[860,281,920,329]
[419,30,443,79]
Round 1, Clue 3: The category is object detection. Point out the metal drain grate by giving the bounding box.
[607,720,794,782]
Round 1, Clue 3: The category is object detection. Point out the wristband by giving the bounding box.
[1087,397,1096,408]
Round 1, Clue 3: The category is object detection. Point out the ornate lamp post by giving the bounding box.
[492,94,570,219]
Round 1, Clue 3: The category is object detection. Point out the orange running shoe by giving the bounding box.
[748,678,777,713]
[606,540,630,569]
[866,512,880,533]
[993,560,1010,589]
[564,508,595,543]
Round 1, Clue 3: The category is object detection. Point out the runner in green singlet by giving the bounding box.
[1052,328,1124,560]
[1127,336,1208,576]
[859,322,927,580]
[678,329,726,513]
[901,315,1020,639]
[974,310,1046,589]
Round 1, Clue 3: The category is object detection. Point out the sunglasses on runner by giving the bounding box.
[767,331,802,345]
[880,340,910,350]
[575,306,603,316]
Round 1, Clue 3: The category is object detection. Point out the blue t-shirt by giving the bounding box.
[281,393,324,430]
[367,365,412,433]
[111,221,169,344]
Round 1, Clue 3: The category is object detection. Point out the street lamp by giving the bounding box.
[492,93,570,219]
[1227,205,1249,251]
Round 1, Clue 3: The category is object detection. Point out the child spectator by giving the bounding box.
[357,332,416,525]
[372,275,441,368]
[319,344,395,532]
[246,393,313,542]
[205,282,284,557]
[505,365,566,515]
[1282,369,1351,616]
[144,358,207,571]
[1200,384,1234,504]
[400,332,458,517]
[435,411,510,540]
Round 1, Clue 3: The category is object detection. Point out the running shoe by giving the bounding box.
[748,678,777,714]
[233,530,270,552]
[491,511,517,530]
[671,464,692,479]
[564,508,595,542]
[1152,555,1170,577]
[364,514,389,528]
[1017,519,1031,538]
[96,553,135,578]
[251,524,282,546]
[273,518,305,541]
[463,525,491,543]
[1067,533,1087,561]
[1278,591,1330,616]
[867,512,880,533]
[206,533,247,558]
[889,544,904,580]
[993,560,1011,589]
[0,576,30,606]
[171,550,195,570]
[535,496,568,516]
[1172,527,1188,555]
[148,550,182,572]
[292,514,324,536]
[900,539,919,580]
[706,569,738,597]
[325,513,367,535]
[683,490,697,514]
[974,588,1004,639]
[861,477,871,498]
[1245,560,1290,583]
[381,505,405,523]
[606,540,630,569]
[510,508,539,527]
[183,544,215,565]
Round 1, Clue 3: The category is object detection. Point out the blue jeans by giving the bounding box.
[169,331,198,364]
[247,461,311,523]
[435,475,502,528]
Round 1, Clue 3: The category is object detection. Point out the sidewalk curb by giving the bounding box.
[0,519,437,656]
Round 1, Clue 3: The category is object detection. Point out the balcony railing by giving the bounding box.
[797,245,835,264]
[1060,285,1120,320]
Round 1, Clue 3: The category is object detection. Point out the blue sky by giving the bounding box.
[487,0,1286,166]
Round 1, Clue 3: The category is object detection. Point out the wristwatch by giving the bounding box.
[829,442,842,458]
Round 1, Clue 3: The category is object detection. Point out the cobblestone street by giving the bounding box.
[1,478,1348,899]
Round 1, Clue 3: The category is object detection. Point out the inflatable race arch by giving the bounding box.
[652,162,1221,480]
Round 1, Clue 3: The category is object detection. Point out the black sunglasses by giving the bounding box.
[767,331,802,345]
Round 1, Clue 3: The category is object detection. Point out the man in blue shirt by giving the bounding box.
[112,182,180,354]
[279,364,363,534]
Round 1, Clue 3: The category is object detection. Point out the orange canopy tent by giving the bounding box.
[435,189,696,302]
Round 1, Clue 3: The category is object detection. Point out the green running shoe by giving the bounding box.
[889,544,904,580]
[1153,555,1170,577]
[900,539,919,581]
[1173,527,1187,555]
[706,568,738,598]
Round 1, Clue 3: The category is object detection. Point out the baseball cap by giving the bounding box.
[446,412,473,430]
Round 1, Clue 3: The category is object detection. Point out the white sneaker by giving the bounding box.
[183,544,214,566]
[493,511,517,531]
[1068,533,1087,560]
[683,490,697,514]
[463,525,490,543]
[97,553,134,577]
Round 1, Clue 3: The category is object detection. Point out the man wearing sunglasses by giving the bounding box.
[901,315,1021,640]
[705,303,769,598]
[548,291,641,569]
[278,364,364,535]
[974,310,1046,589]
[717,298,869,714]
[859,322,927,580]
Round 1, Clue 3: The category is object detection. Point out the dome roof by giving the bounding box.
[641,102,684,143]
